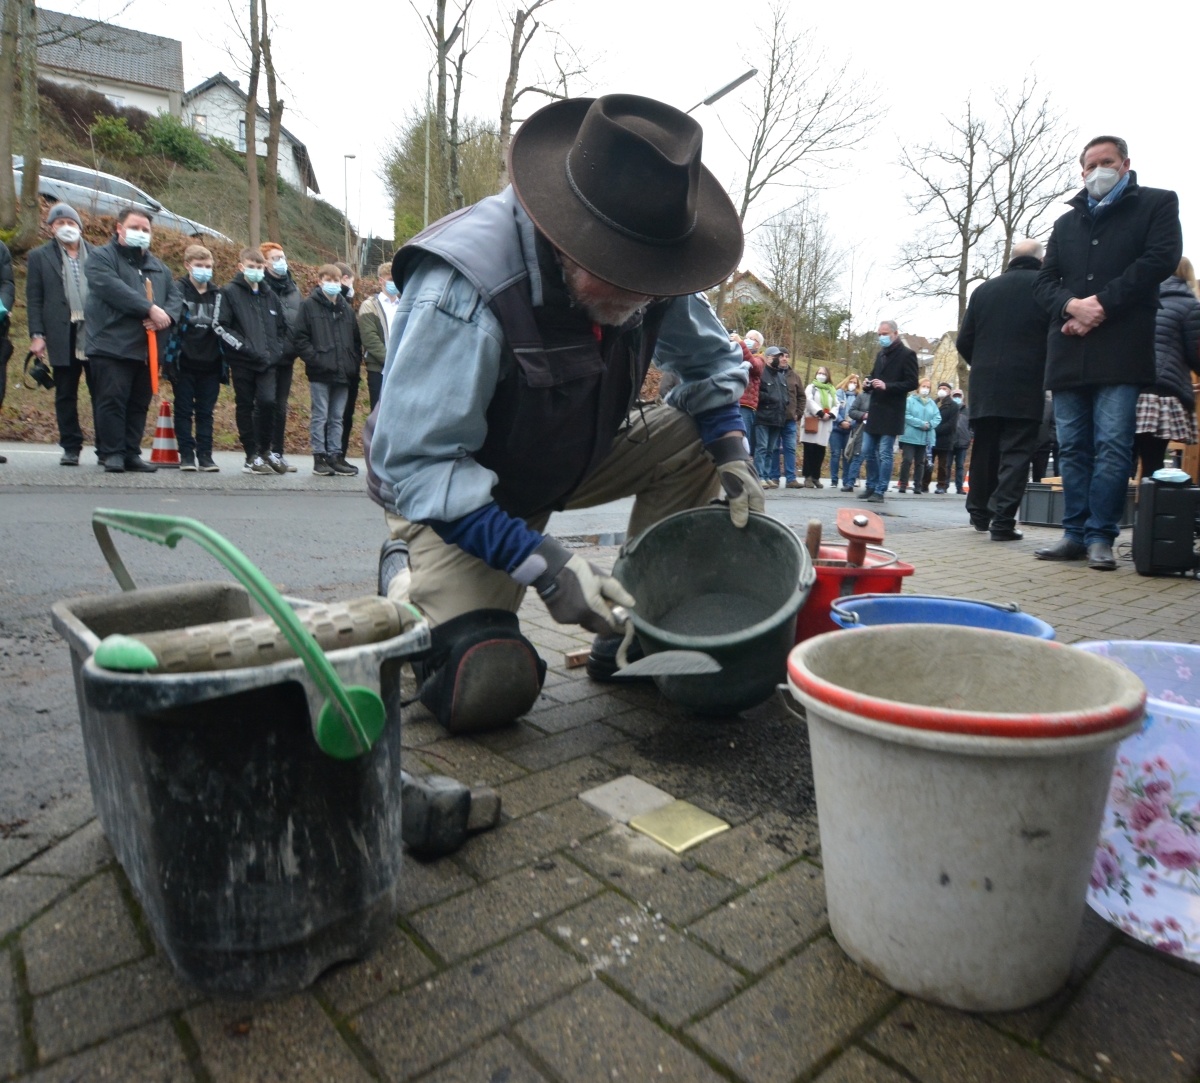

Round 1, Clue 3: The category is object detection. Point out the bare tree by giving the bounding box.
[15,0,40,246]
[444,7,475,211]
[989,76,1076,267]
[244,0,262,244]
[896,100,1001,328]
[259,0,284,242]
[0,0,20,228]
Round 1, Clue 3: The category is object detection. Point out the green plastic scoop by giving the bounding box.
[90,508,385,761]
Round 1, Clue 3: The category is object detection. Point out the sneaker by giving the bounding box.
[179,452,197,472]
[248,456,275,475]
[242,458,257,474]
[274,454,298,473]
[786,479,803,489]
[329,454,359,476]
[265,452,288,475]
[60,451,80,466]
[198,455,220,472]
[377,538,410,597]
[313,454,335,476]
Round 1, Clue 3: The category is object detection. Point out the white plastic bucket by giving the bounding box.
[787,625,1145,1011]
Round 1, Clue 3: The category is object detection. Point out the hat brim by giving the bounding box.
[508,98,743,297]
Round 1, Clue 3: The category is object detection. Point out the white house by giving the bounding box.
[36,8,183,116]
[182,73,320,195]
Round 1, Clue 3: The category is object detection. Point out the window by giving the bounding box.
[237,119,246,152]
[192,114,207,134]
[105,94,125,108]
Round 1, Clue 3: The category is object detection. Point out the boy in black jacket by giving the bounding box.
[213,247,288,474]
[168,245,223,471]
[292,264,362,476]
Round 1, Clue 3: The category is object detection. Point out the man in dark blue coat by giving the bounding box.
[856,320,919,503]
[1032,136,1182,570]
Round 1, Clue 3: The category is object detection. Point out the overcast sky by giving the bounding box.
[108,0,1194,340]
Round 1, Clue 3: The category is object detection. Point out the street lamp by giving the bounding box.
[686,68,757,114]
[343,153,356,264]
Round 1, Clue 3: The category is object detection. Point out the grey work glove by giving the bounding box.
[524,537,636,635]
[707,433,765,528]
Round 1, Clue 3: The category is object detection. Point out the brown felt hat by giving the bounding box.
[508,94,743,297]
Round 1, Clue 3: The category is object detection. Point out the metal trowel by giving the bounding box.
[608,605,722,678]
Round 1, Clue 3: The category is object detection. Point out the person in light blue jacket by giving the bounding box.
[896,379,940,493]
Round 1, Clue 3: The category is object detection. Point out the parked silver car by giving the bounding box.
[12,156,234,243]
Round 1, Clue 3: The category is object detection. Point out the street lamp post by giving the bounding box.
[343,153,356,265]
[686,68,757,115]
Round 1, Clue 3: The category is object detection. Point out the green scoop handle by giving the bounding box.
[90,508,384,760]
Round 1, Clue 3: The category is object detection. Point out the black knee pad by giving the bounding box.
[416,610,546,734]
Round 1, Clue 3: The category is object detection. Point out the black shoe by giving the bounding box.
[971,521,991,533]
[840,485,854,492]
[197,455,220,472]
[1087,542,1117,571]
[934,487,947,495]
[856,489,874,500]
[103,455,126,473]
[1035,538,1087,561]
[312,454,334,476]
[586,631,645,682]
[378,538,410,597]
[179,452,196,471]
[125,457,157,473]
[329,454,359,476]
[60,451,80,466]
[990,528,1024,542]
[866,492,884,503]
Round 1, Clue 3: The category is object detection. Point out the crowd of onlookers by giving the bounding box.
[0,201,397,475]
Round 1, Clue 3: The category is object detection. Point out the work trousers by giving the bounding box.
[53,353,94,455]
[964,416,1042,532]
[231,366,276,460]
[384,402,722,626]
[91,355,152,462]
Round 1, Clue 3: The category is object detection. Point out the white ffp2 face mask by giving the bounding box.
[1084,166,1121,200]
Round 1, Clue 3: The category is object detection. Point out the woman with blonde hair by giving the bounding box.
[828,373,860,489]
[1134,256,1200,477]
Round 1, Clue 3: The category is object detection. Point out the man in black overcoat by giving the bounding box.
[1031,136,1182,570]
[957,239,1050,540]
[856,320,919,503]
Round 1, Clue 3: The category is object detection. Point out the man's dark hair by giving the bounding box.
[1079,135,1128,166]
[117,205,153,225]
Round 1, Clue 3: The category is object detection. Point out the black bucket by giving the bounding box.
[612,508,814,715]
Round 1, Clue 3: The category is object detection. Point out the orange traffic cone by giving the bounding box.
[962,471,970,494]
[150,400,181,468]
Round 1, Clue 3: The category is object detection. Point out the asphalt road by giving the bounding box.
[0,444,974,824]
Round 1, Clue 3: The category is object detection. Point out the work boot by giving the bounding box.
[312,454,334,476]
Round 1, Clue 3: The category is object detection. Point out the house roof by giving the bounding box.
[35,8,183,94]
[183,72,320,193]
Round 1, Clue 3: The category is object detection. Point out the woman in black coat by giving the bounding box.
[1134,257,1200,477]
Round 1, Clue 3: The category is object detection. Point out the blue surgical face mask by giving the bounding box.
[243,268,265,284]
[321,280,342,297]
[190,267,213,284]
[272,258,288,275]
[384,280,398,296]
[878,334,892,347]
[123,228,151,249]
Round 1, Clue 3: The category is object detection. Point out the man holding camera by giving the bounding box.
[856,320,920,503]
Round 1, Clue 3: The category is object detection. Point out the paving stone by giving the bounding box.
[33,954,199,1061]
[0,833,44,877]
[417,1034,551,1083]
[600,706,668,739]
[456,798,610,881]
[186,992,373,1082]
[515,979,727,1082]
[505,722,626,771]
[471,719,548,754]
[408,737,528,786]
[0,874,71,941]
[866,1000,1078,1083]
[578,774,676,823]
[548,891,742,1026]
[1,950,21,1079]
[813,1046,913,1083]
[537,677,620,706]
[21,820,114,878]
[527,694,636,735]
[570,823,738,924]
[410,860,602,961]
[353,930,587,1081]
[495,756,616,819]
[688,938,893,1083]
[21,871,145,994]
[317,926,438,1017]
[689,860,828,973]
[690,812,819,886]
[397,851,478,915]
[1043,946,1200,1083]
[25,792,96,842]
[22,1019,191,1083]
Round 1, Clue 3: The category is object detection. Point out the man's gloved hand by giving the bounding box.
[528,537,635,635]
[707,433,765,528]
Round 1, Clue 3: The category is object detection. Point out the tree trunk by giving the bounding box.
[260,0,283,242]
[0,0,22,229]
[15,0,41,250]
[447,44,465,209]
[244,0,262,246]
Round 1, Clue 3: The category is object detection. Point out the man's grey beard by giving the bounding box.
[560,258,651,327]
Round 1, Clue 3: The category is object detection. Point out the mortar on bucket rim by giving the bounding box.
[612,507,814,715]
[787,624,1144,1011]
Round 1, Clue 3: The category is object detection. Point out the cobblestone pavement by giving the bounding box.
[2,501,1199,1082]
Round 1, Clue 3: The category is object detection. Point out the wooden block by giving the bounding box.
[564,648,590,669]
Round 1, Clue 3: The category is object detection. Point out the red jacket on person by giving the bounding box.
[738,343,764,410]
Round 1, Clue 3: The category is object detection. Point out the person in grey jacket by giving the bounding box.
[0,236,14,464]
[26,203,95,465]
[84,207,183,473]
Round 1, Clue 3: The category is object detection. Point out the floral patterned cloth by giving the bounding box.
[1085,645,1200,961]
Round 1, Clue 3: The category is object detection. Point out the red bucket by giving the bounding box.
[794,544,915,643]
